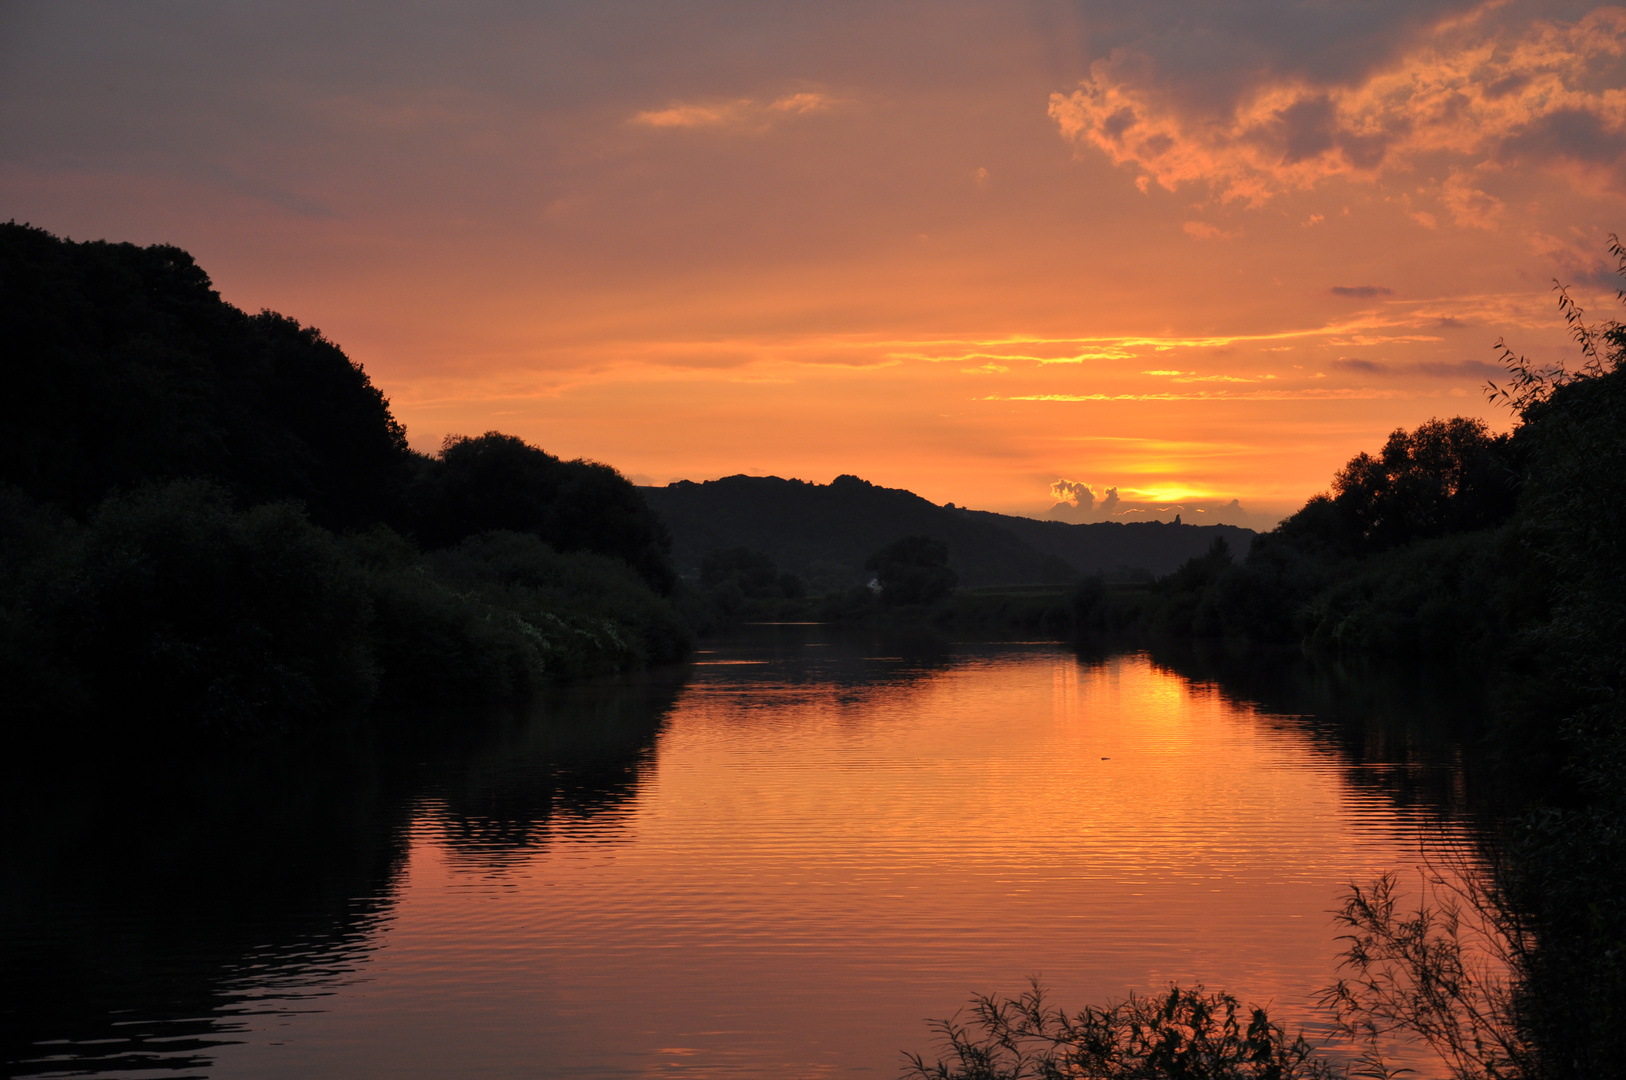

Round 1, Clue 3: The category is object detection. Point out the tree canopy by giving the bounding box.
[865,535,958,606]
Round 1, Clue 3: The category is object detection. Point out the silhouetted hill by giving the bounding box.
[641,475,1256,593]
[965,510,1256,579]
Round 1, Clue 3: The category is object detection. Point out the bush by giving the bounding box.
[15,481,377,738]
[0,487,693,739]
[430,531,691,671]
[905,981,1337,1080]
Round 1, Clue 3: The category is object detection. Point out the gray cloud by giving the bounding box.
[1499,106,1626,192]
[1335,358,1388,373]
[1049,0,1623,209]
[1334,357,1506,379]
[1413,359,1505,379]
[1330,285,1393,298]
[1064,0,1609,111]
[1052,0,1487,118]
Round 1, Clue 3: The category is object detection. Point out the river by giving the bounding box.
[3,627,1489,1078]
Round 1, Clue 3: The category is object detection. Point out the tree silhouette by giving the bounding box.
[417,433,675,594]
[864,535,957,605]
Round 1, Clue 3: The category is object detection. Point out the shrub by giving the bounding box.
[905,981,1337,1080]
[19,480,377,738]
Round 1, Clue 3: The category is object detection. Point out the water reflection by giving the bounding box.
[1,670,684,1077]
[4,633,1488,1078]
[1139,639,1487,822]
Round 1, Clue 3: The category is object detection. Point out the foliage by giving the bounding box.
[1481,240,1626,1079]
[6,481,377,737]
[1145,536,1234,637]
[1295,531,1528,658]
[866,535,959,606]
[0,222,409,529]
[697,546,806,615]
[1321,870,1536,1080]
[904,981,1338,1080]
[0,483,691,740]
[0,225,688,740]
[416,432,676,595]
[429,530,690,672]
[1321,418,1516,556]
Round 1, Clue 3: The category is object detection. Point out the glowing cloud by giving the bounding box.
[1183,221,1242,241]
[631,92,835,131]
[1050,478,1097,509]
[1049,7,1626,207]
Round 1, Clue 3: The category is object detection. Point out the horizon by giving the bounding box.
[3,1,1619,523]
[633,469,1273,528]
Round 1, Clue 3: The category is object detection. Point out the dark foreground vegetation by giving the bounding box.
[0,224,688,741]
[908,243,1626,1080]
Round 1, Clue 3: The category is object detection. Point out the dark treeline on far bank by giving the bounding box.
[0,223,690,741]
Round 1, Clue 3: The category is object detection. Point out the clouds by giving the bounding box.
[1183,220,1241,241]
[631,91,835,131]
[1050,478,1097,510]
[1334,357,1505,379]
[1049,3,1626,209]
[1,0,1600,525]
[1047,478,1107,522]
[1044,479,1266,526]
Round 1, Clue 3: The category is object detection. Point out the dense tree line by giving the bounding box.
[0,224,686,742]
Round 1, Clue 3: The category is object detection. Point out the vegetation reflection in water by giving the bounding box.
[3,632,1489,1078]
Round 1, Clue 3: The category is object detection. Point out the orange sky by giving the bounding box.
[3,1,1623,523]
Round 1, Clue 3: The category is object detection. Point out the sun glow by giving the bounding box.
[2,1,1610,520]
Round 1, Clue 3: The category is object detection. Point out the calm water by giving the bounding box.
[4,630,1487,1078]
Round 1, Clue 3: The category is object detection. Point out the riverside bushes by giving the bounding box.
[0,224,688,742]
[0,482,689,741]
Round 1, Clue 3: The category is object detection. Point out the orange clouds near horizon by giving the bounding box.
[2,0,1620,523]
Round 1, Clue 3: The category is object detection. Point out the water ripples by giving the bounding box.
[10,635,1482,1078]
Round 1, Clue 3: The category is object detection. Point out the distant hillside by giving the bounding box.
[965,510,1256,580]
[641,475,1255,593]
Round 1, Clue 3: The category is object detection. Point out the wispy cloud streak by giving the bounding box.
[631,92,836,131]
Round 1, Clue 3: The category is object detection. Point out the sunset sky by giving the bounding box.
[4,1,1622,523]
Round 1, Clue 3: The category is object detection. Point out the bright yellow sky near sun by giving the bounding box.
[3,1,1623,523]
